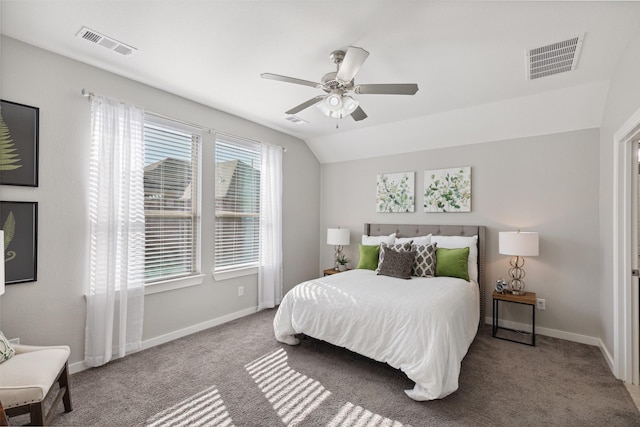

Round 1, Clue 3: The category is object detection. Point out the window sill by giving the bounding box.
[144,274,205,295]
[213,267,258,282]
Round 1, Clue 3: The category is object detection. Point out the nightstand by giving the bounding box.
[492,290,536,346]
[323,268,343,276]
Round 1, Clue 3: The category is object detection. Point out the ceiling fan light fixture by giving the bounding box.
[317,94,359,119]
[342,95,358,112]
[325,93,343,111]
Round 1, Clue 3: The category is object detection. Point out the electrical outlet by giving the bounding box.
[536,298,546,310]
[238,286,244,297]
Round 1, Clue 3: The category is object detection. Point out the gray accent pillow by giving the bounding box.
[378,241,413,271]
[377,248,416,280]
[411,243,437,277]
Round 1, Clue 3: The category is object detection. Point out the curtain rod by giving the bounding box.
[81,89,286,152]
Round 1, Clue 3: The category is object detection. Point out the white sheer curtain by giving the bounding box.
[85,96,146,367]
[258,143,283,310]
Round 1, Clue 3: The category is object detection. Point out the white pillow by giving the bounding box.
[431,235,478,283]
[396,234,431,245]
[362,233,396,246]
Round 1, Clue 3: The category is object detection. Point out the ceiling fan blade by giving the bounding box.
[350,106,368,121]
[355,84,419,95]
[261,73,321,88]
[336,46,369,83]
[285,95,325,115]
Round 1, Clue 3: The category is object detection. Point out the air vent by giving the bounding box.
[76,26,136,56]
[526,34,584,80]
[285,115,308,125]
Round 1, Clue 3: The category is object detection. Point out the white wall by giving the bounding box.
[321,129,601,338]
[0,36,321,365]
[598,31,640,360]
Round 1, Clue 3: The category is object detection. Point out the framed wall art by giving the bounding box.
[1,201,38,284]
[0,100,39,186]
[424,167,471,212]
[376,171,415,213]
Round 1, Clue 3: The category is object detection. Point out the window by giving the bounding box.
[143,115,200,283]
[214,134,260,272]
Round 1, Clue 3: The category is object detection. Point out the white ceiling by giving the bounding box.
[2,1,640,163]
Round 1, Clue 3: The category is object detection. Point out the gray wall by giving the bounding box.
[599,31,640,357]
[321,129,601,337]
[0,36,321,364]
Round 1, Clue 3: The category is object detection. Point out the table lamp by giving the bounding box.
[499,230,539,295]
[327,228,350,270]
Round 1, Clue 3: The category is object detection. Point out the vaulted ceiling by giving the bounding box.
[2,1,640,163]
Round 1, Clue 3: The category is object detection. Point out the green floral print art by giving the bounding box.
[376,172,415,213]
[424,167,471,212]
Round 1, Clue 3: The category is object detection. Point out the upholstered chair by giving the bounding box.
[0,344,72,425]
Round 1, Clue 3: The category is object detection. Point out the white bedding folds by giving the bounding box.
[273,269,480,401]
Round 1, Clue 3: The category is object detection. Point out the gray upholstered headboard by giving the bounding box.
[364,223,486,323]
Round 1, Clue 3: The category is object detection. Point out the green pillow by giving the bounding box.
[435,247,470,281]
[356,244,380,270]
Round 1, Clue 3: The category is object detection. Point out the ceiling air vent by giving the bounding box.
[76,26,137,56]
[526,34,584,80]
[285,115,308,125]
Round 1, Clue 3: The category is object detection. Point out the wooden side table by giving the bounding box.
[323,268,341,276]
[492,290,536,346]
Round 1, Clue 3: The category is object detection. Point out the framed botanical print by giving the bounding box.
[376,171,415,213]
[424,167,472,212]
[1,201,38,284]
[0,100,39,186]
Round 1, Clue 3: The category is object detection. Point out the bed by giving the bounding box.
[273,223,486,401]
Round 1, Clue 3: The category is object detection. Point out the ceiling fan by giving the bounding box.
[261,46,419,122]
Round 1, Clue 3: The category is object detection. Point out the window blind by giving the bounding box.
[214,134,261,271]
[144,117,200,282]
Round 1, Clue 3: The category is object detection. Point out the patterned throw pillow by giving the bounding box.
[0,331,15,363]
[377,248,416,280]
[411,243,437,277]
[378,241,413,271]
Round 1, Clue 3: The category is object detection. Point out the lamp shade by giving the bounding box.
[0,230,4,296]
[327,228,350,246]
[499,231,539,256]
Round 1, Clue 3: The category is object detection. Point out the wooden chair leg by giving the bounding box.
[30,402,45,426]
[58,363,72,412]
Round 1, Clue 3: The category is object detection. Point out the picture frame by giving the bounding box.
[0,99,39,187]
[376,171,415,213]
[424,167,472,212]
[1,201,38,284]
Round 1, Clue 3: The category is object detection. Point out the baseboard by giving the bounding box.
[69,306,259,374]
[598,338,615,374]
[483,316,600,346]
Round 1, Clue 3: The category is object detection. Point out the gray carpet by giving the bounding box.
[12,308,640,426]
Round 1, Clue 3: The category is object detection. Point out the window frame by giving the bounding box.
[213,132,261,280]
[143,114,204,291]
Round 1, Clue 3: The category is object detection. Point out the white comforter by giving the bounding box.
[273,269,480,401]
